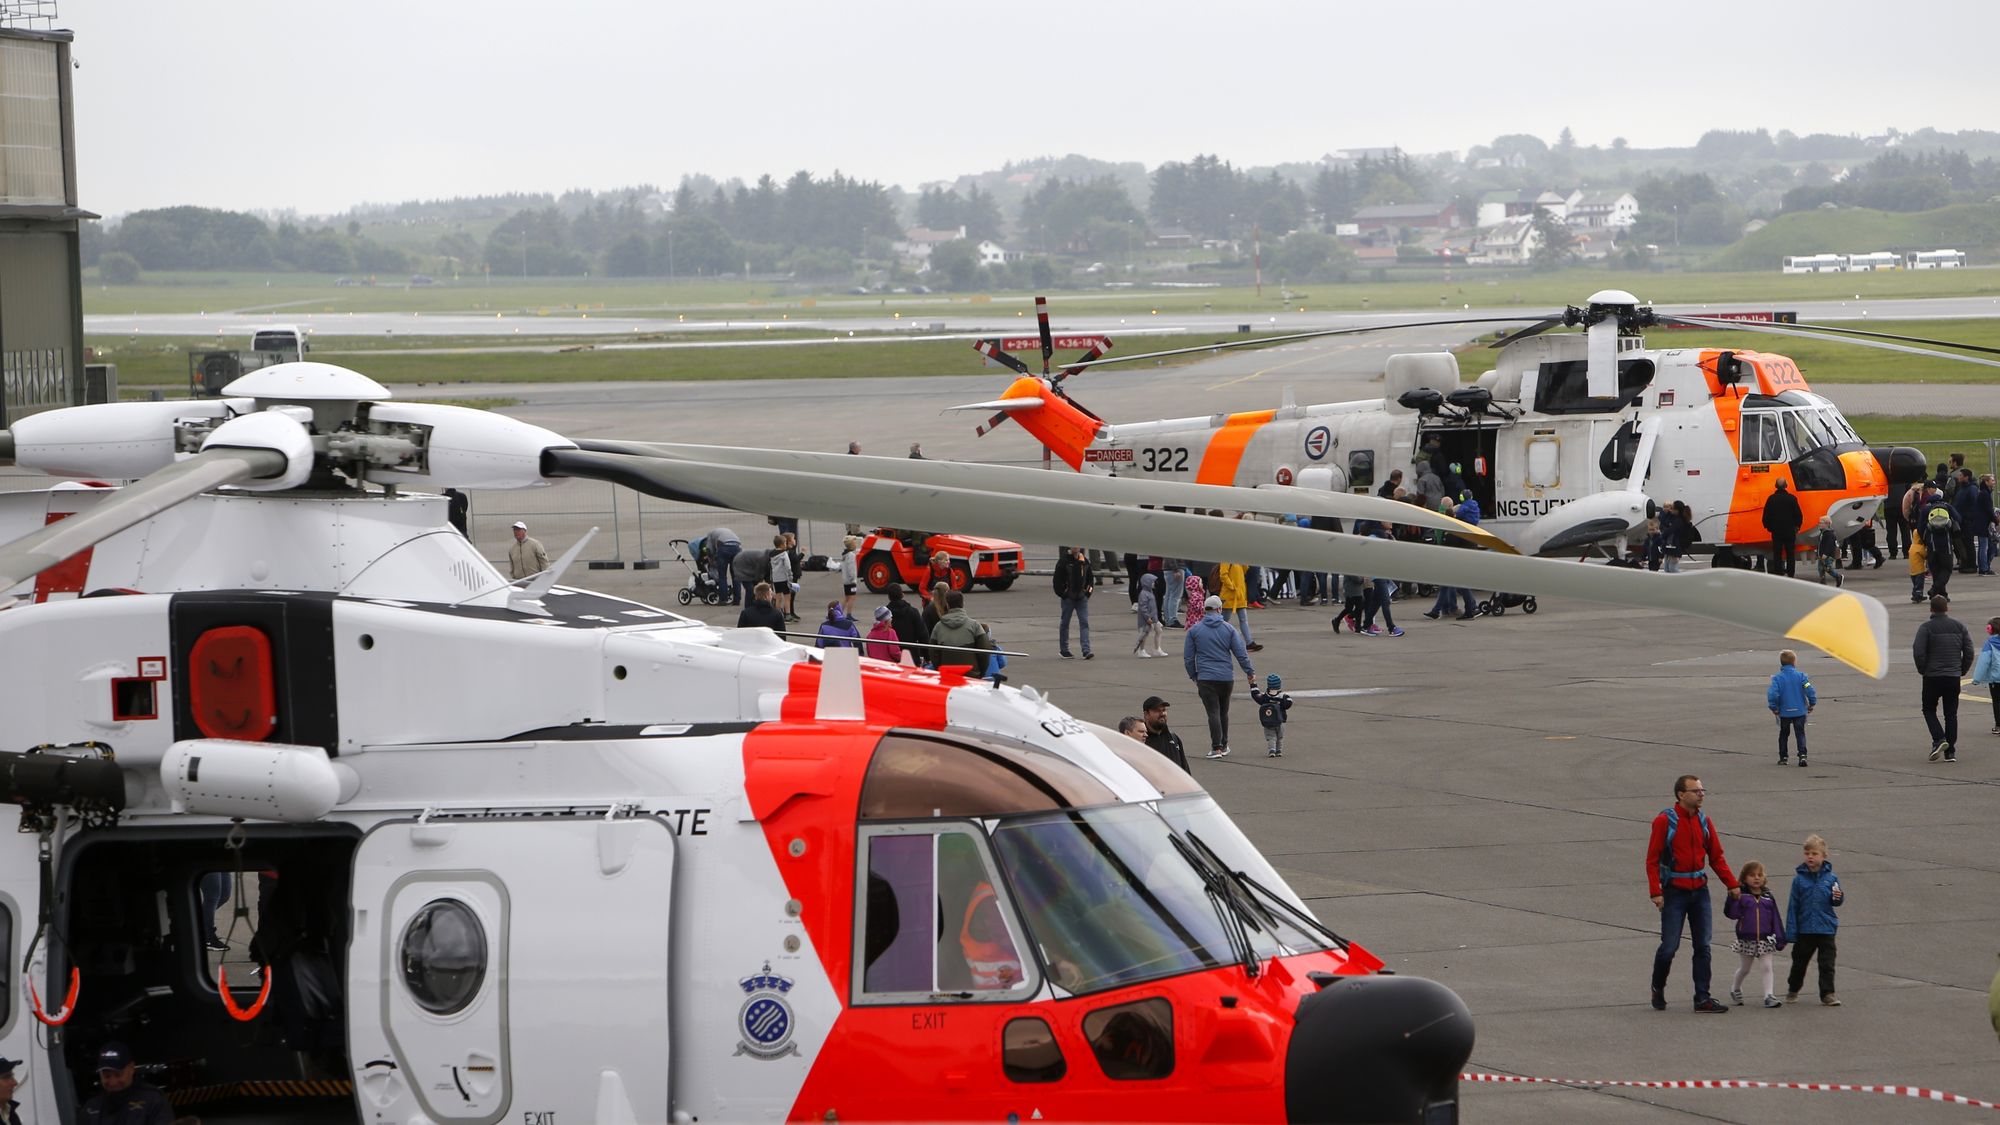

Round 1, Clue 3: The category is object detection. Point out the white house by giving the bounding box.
[1564,189,1639,229]
[1468,217,1540,264]
[1476,189,1567,228]
[892,225,965,269]
[976,239,1017,266]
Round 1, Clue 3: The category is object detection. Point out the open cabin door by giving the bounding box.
[348,815,675,1124]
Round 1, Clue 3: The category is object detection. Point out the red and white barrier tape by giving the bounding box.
[1463,1072,2000,1111]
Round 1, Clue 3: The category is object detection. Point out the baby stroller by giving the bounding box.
[1474,592,1538,616]
[669,538,726,606]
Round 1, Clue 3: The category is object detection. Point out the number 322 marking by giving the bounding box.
[1139,448,1189,472]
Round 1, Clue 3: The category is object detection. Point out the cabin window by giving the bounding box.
[400,898,488,1015]
[1531,358,1655,414]
[1083,997,1175,1080]
[1346,450,1374,492]
[1740,412,1783,464]
[1526,436,1559,488]
[855,825,1034,1003]
[1003,1017,1067,1083]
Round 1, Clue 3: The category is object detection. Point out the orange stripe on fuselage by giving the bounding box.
[1195,410,1276,485]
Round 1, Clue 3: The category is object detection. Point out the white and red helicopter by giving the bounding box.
[953,293,1995,563]
[0,361,1887,1123]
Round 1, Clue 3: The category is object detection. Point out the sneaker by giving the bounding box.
[1217,746,1232,757]
[1944,753,1957,762]
[1833,572,1843,588]
[1650,986,1666,1011]
[1266,749,1278,758]
[1059,652,1074,660]
[1798,756,1807,767]
[1930,741,1946,761]
[1083,652,1094,660]
[1729,989,1744,1006]
[1785,991,1799,1003]
[1422,610,1441,620]
[1273,750,1283,757]
[1205,748,1227,760]
[1245,642,1263,652]
[205,938,229,952]
[1152,648,1170,657]
[1137,650,1154,659]
[1764,995,1783,1008]
[1363,626,1381,636]
[1387,627,1405,637]
[1692,997,1728,1014]
[1821,994,1841,1006]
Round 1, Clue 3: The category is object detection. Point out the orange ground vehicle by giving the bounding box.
[858,528,1023,593]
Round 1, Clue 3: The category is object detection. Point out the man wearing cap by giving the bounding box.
[508,521,550,580]
[1183,594,1255,759]
[1141,696,1189,772]
[82,1041,172,1124]
[0,1056,23,1125]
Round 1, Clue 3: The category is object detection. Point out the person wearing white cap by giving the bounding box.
[508,521,550,579]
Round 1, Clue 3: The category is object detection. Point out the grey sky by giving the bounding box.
[54,0,1999,219]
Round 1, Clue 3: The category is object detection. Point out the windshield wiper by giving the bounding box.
[1170,832,1261,979]
[1186,831,1352,953]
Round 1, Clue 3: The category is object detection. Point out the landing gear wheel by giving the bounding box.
[677,589,694,605]
[1522,597,1538,614]
[862,553,898,593]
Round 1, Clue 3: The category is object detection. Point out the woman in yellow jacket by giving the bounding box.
[1216,562,1262,651]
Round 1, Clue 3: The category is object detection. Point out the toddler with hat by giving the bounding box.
[1249,673,1293,758]
[863,604,902,664]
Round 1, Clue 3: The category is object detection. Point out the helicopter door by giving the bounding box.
[347,815,675,1124]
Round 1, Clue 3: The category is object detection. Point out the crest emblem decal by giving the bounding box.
[735,962,800,1059]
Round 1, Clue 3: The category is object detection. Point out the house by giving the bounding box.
[892,225,965,269]
[1564,189,1639,229]
[1351,202,1459,236]
[1153,227,1196,248]
[976,240,1017,266]
[1476,190,1566,228]
[1468,217,1540,265]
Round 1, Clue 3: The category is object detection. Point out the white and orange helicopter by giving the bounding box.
[954,292,1995,564]
[0,361,1889,1124]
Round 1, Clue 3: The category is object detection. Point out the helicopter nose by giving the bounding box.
[1284,974,1473,1124]
[1868,445,1929,488]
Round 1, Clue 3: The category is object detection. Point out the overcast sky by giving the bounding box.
[52,0,1999,219]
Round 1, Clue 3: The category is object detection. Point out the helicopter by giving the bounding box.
[0,360,1891,1124]
[951,292,1999,564]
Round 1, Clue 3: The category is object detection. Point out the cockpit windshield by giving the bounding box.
[989,802,1332,995]
[1740,401,1860,464]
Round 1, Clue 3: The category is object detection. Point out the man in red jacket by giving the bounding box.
[1646,774,1740,1013]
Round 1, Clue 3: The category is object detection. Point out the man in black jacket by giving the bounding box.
[1914,594,1975,763]
[882,584,928,666]
[736,582,788,632]
[1142,696,1190,772]
[1053,546,1095,660]
[1761,480,1804,577]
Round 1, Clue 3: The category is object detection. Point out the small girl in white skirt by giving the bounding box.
[1723,860,1788,1007]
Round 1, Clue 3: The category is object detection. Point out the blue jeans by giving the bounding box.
[1162,569,1184,624]
[1430,587,1459,615]
[1059,596,1091,656]
[1979,534,1993,573]
[1777,714,1807,759]
[1362,579,1397,630]
[1231,607,1254,644]
[1651,883,1714,1000]
[200,871,232,944]
[714,542,741,604]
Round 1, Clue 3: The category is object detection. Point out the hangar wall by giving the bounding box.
[0,22,90,426]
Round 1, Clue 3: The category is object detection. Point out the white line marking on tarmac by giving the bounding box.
[1286,687,1403,698]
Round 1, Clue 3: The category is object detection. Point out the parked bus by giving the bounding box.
[1843,251,1900,272]
[1781,253,1844,274]
[1905,249,1967,270]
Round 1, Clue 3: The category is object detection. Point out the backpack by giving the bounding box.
[1658,806,1713,889]
[1928,504,1955,530]
[1258,699,1283,728]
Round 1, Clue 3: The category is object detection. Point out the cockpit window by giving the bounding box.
[859,733,1117,820]
[1740,412,1783,463]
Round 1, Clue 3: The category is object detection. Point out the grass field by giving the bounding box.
[1847,415,2000,445]
[81,265,2000,321]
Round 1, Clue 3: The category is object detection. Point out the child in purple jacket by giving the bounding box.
[1724,860,1788,1007]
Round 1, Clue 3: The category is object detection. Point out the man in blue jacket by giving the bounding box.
[1766,649,1817,766]
[1183,595,1255,760]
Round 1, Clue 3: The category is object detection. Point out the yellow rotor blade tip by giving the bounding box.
[1786,593,1883,678]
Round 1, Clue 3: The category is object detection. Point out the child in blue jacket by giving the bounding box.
[1249,674,1293,758]
[1767,649,1816,766]
[1785,833,1845,1005]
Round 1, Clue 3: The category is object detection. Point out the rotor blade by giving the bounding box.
[575,439,1515,554]
[1674,316,2000,358]
[1062,316,1554,372]
[0,448,287,593]
[1050,344,1106,389]
[1658,316,2000,370]
[544,448,1887,677]
[1035,295,1054,375]
[973,339,1034,376]
[1486,317,1565,349]
[942,397,1044,414]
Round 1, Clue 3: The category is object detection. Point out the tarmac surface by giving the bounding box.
[454,342,2000,1123]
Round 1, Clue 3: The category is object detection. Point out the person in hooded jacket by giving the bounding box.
[815,601,861,649]
[1133,573,1166,657]
[883,584,928,665]
[929,589,988,677]
[1784,833,1845,1006]
[863,605,903,664]
[1972,616,2000,736]
[1184,596,1255,759]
